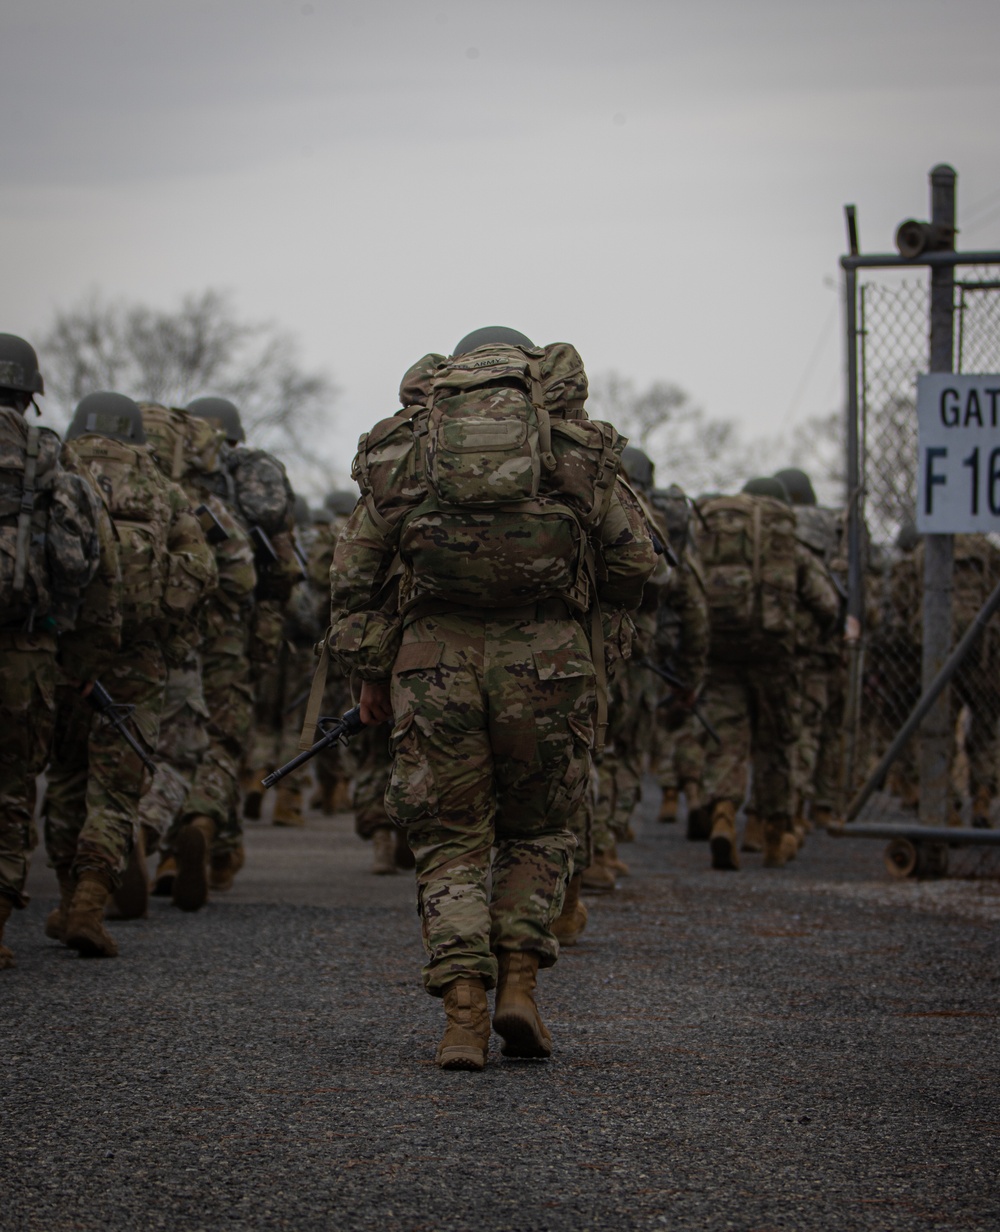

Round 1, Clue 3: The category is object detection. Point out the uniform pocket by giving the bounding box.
[384,710,439,826]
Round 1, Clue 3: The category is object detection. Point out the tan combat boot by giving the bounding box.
[110,827,149,920]
[741,809,764,853]
[45,869,77,942]
[972,786,993,829]
[371,827,398,875]
[493,950,552,1059]
[606,844,630,876]
[763,820,790,868]
[64,870,118,957]
[551,872,588,947]
[658,787,679,823]
[436,977,491,1070]
[682,779,702,813]
[272,784,305,828]
[209,843,244,892]
[811,805,835,830]
[581,850,616,893]
[172,815,214,912]
[0,895,15,969]
[152,855,177,897]
[242,769,266,821]
[709,800,740,871]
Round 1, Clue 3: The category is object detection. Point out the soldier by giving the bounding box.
[43,393,216,956]
[141,402,257,910]
[329,328,655,1069]
[186,397,302,838]
[0,336,109,968]
[694,477,839,870]
[774,467,846,836]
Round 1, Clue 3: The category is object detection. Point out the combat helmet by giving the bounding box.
[0,333,44,399]
[186,396,245,445]
[621,446,655,494]
[452,326,535,356]
[66,392,146,445]
[324,489,357,517]
[773,467,817,507]
[742,476,791,503]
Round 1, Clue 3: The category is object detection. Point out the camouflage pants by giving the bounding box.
[653,713,705,791]
[249,640,315,792]
[44,637,166,886]
[314,672,357,802]
[387,610,590,995]
[138,656,210,853]
[794,656,830,812]
[812,658,845,811]
[180,648,253,856]
[700,653,801,823]
[353,724,392,839]
[0,632,57,908]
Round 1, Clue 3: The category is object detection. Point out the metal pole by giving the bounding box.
[919,163,957,826]
[841,259,863,804]
[845,576,1000,821]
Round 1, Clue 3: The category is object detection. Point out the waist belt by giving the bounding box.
[402,597,573,626]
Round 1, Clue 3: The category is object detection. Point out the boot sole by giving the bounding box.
[493,1009,552,1059]
[173,828,208,912]
[437,1047,486,1071]
[65,928,118,958]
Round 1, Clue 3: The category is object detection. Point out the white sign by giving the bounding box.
[916,373,1000,533]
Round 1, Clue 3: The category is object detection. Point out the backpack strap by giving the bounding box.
[527,357,557,473]
[12,426,40,594]
[298,635,331,750]
[583,543,608,753]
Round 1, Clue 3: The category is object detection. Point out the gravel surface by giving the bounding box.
[4,787,999,1232]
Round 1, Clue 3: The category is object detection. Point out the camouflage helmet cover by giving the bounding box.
[66,391,147,445]
[186,395,245,444]
[0,333,44,395]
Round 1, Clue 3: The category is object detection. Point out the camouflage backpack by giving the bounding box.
[352,342,623,611]
[0,409,100,630]
[66,435,174,634]
[695,492,799,653]
[225,446,295,537]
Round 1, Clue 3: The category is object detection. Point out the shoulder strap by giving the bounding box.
[12,426,40,593]
[527,357,557,473]
[298,637,331,750]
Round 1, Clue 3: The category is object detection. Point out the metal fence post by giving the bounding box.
[919,163,957,825]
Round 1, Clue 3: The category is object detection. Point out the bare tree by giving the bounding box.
[41,290,340,497]
[588,370,845,504]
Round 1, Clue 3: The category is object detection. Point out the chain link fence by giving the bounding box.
[847,264,1000,844]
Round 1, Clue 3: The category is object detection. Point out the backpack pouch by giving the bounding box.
[400,502,585,609]
[428,389,541,507]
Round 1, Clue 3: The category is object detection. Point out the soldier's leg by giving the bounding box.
[794,657,828,828]
[749,655,801,866]
[0,635,57,965]
[812,661,846,823]
[354,724,408,873]
[387,615,496,996]
[72,640,166,886]
[698,663,751,824]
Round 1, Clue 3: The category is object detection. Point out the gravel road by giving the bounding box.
[4,788,999,1232]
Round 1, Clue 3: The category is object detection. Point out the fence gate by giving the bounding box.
[838,169,1000,874]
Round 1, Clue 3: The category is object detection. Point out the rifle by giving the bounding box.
[637,657,722,746]
[261,705,365,789]
[86,681,157,775]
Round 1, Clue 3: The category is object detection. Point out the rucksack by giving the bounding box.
[67,436,172,634]
[353,343,623,611]
[695,493,799,653]
[0,409,100,630]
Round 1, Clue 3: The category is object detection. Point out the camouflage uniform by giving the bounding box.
[43,437,215,888]
[695,493,840,839]
[330,343,656,995]
[0,411,111,929]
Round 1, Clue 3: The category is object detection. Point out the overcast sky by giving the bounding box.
[3,0,1000,485]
